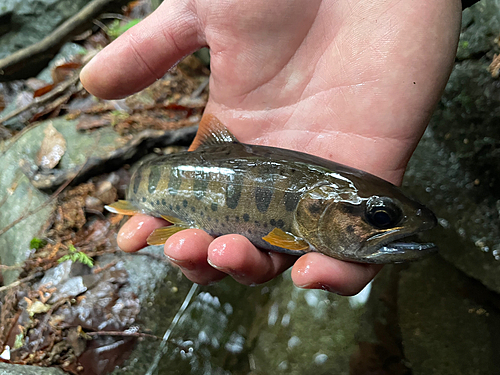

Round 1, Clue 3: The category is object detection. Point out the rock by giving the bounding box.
[0,0,92,60]
[457,1,500,60]
[0,363,65,375]
[398,256,500,375]
[104,246,366,375]
[0,117,196,285]
[402,0,500,293]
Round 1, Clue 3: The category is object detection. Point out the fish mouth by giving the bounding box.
[367,241,437,262]
[364,233,437,263]
[362,228,438,263]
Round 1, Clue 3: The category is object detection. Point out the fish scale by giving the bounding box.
[130,148,319,254]
[106,115,438,264]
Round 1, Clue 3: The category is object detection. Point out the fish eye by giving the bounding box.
[365,196,403,229]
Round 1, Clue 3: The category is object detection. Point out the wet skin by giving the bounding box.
[81,0,462,295]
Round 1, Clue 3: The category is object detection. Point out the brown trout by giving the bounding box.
[106,115,437,264]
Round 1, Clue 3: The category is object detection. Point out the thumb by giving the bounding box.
[81,1,203,99]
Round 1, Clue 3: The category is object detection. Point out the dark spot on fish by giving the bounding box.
[226,173,243,209]
[308,201,323,214]
[226,215,229,222]
[133,169,142,194]
[254,221,260,227]
[248,229,252,234]
[191,206,196,213]
[148,168,161,194]
[168,167,182,196]
[200,211,204,217]
[156,200,160,206]
[270,219,276,226]
[149,201,155,206]
[176,204,181,211]
[211,203,218,211]
[235,216,240,222]
[221,223,225,227]
[277,219,284,228]
[346,225,355,235]
[142,197,146,202]
[243,213,250,222]
[263,223,268,228]
[162,199,167,206]
[225,150,231,156]
[215,219,219,224]
[169,204,173,210]
[255,187,273,212]
[207,216,211,221]
[284,192,301,212]
[183,200,188,208]
[291,168,296,174]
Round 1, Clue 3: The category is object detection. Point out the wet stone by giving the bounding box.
[402,1,500,293]
[398,256,500,375]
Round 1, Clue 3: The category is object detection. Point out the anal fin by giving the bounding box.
[262,228,309,252]
[105,200,140,216]
[160,215,188,226]
[147,226,188,246]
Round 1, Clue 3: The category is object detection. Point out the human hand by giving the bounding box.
[81,0,461,295]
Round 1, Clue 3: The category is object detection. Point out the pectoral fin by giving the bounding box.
[147,226,188,245]
[262,228,309,252]
[105,200,140,216]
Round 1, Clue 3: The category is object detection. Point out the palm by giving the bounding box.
[81,0,461,294]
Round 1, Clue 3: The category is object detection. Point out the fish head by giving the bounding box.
[295,182,437,263]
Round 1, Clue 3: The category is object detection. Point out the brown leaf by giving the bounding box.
[37,123,67,170]
[33,84,55,98]
[52,61,82,84]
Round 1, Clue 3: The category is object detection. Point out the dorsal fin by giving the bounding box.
[188,114,239,151]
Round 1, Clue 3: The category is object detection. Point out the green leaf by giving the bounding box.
[30,237,47,250]
[107,19,141,39]
[58,245,94,267]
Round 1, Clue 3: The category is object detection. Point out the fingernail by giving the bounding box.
[295,282,345,296]
[165,255,196,271]
[207,258,246,278]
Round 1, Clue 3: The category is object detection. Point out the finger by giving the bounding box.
[116,214,167,252]
[80,0,203,99]
[207,234,296,285]
[164,229,227,285]
[291,253,383,296]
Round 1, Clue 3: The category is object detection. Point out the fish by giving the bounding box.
[105,114,437,264]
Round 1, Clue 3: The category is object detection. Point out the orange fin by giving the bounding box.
[262,228,309,252]
[188,114,239,151]
[147,226,187,245]
[105,200,140,216]
[160,215,187,226]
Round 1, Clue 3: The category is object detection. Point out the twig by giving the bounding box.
[0,0,129,81]
[0,272,43,293]
[0,172,73,237]
[0,132,101,237]
[86,330,160,340]
[190,77,209,99]
[0,264,23,271]
[0,72,80,126]
[0,172,23,209]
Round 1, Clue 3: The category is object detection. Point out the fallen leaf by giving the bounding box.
[37,123,67,170]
